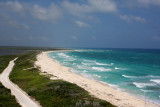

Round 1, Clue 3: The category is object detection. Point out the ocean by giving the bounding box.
[48,49,160,104]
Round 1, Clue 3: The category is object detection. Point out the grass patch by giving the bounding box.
[0,55,18,73]
[10,52,116,107]
[0,55,20,107]
[0,83,20,107]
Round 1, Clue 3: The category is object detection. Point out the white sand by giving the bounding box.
[35,51,159,107]
[0,58,41,107]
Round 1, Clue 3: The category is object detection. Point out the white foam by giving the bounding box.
[148,75,160,78]
[108,83,119,89]
[81,62,88,65]
[92,67,111,71]
[83,59,94,63]
[81,73,94,80]
[111,63,114,66]
[77,65,90,70]
[81,62,93,66]
[115,67,120,70]
[70,69,79,73]
[122,75,160,79]
[115,67,126,70]
[52,56,55,58]
[122,75,136,78]
[82,70,88,73]
[133,82,156,88]
[82,60,114,66]
[150,79,160,84]
[71,69,88,73]
[93,74,101,78]
[140,89,147,92]
[77,65,83,69]
[100,82,124,91]
[57,53,70,58]
[100,81,107,84]
[69,58,76,61]
[140,89,153,92]
[100,81,128,93]
[94,62,111,66]
[63,58,75,61]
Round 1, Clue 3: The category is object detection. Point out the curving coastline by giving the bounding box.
[35,51,159,107]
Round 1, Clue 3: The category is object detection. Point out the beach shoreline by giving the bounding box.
[35,51,159,107]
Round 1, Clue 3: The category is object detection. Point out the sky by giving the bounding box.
[0,0,160,49]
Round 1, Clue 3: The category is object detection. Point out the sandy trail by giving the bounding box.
[35,51,160,107]
[0,58,41,107]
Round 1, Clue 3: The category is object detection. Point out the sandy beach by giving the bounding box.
[35,51,159,107]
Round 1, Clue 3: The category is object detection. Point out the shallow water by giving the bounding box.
[49,49,160,104]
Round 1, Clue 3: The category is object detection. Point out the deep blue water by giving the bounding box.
[49,49,160,104]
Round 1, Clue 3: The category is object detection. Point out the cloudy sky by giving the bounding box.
[0,0,160,49]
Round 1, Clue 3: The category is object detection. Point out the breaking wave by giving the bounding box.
[133,82,156,88]
[122,75,160,79]
[95,61,114,66]
[150,79,160,84]
[92,67,111,71]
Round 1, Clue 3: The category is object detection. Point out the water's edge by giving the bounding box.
[48,50,160,105]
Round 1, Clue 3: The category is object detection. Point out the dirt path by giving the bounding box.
[0,58,41,107]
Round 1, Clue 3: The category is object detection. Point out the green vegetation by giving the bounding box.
[10,52,116,107]
[0,55,20,107]
[0,83,20,107]
[0,55,17,73]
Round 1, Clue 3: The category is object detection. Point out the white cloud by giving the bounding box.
[0,1,147,24]
[88,0,117,12]
[61,1,92,17]
[32,3,62,23]
[71,36,78,41]
[75,20,90,27]
[136,0,160,6]
[62,0,145,23]
[120,15,146,23]
[0,1,62,23]
[62,0,117,17]
[0,14,30,29]
[125,0,160,8]
[0,1,24,13]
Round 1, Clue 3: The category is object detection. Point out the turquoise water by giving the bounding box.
[48,49,160,104]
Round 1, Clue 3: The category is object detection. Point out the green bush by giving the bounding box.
[0,55,17,73]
